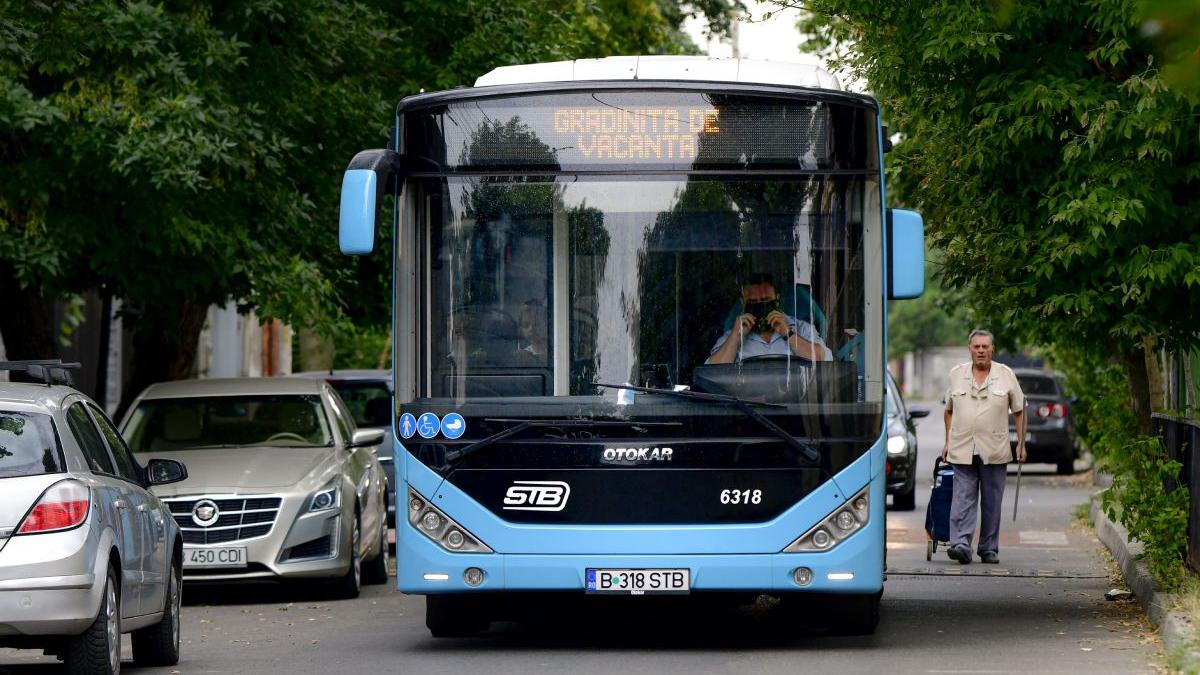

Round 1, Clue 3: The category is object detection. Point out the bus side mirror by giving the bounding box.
[339,149,399,256]
[887,208,925,299]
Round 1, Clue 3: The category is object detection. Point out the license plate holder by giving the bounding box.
[183,545,248,569]
[585,568,690,595]
[1009,431,1032,443]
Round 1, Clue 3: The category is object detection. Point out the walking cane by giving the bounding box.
[1012,456,1022,522]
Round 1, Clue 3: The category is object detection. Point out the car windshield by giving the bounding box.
[331,381,391,427]
[1018,375,1059,396]
[0,411,63,478]
[123,395,333,452]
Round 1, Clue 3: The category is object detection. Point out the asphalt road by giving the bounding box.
[1,405,1160,674]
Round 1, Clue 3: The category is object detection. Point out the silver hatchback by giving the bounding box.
[0,361,188,674]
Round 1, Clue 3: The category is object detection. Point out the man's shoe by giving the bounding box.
[947,546,971,564]
[980,551,999,564]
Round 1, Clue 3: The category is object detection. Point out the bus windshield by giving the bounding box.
[399,91,884,457]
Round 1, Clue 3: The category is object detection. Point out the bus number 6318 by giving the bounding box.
[720,489,762,505]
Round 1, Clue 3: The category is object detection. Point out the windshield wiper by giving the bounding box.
[592,382,821,465]
[444,418,682,468]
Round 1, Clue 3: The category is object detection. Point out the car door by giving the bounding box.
[89,404,166,616]
[65,400,144,619]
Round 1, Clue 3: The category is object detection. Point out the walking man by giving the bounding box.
[940,329,1027,564]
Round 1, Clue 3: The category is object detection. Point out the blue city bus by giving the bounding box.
[337,56,924,637]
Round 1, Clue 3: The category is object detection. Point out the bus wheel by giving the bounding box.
[425,595,490,638]
[830,591,881,635]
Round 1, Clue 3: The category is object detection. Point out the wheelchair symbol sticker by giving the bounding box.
[441,413,466,439]
[417,413,440,439]
[398,413,417,440]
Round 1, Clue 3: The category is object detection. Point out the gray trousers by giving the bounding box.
[949,456,1008,554]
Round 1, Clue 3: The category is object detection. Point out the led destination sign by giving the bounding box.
[552,106,721,161]
[404,91,876,171]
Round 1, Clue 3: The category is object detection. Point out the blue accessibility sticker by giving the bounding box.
[440,412,466,439]
[416,413,441,439]
[398,413,417,440]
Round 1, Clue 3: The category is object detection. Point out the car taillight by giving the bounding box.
[1037,403,1067,418]
[17,480,90,534]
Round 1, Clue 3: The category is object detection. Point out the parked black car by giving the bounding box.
[886,371,929,510]
[1010,368,1079,475]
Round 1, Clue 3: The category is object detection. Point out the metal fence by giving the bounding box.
[1154,413,1200,572]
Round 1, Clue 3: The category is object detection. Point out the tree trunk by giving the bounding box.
[116,300,209,418]
[0,263,59,377]
[1143,335,1165,412]
[1119,345,1155,437]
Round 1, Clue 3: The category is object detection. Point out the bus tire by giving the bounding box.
[425,595,489,638]
[830,591,881,635]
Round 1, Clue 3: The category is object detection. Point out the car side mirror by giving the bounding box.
[348,428,385,448]
[147,458,188,486]
[908,406,931,420]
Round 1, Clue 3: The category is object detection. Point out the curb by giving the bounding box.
[1090,495,1199,669]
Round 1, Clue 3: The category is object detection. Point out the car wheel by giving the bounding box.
[363,517,390,585]
[425,594,490,638]
[65,566,120,675]
[892,483,916,511]
[132,562,181,666]
[333,516,362,599]
[1057,457,1074,475]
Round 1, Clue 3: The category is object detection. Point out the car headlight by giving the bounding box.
[783,486,869,552]
[407,488,492,553]
[886,435,907,455]
[308,481,340,513]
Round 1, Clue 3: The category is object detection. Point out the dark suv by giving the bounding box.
[1010,368,1079,475]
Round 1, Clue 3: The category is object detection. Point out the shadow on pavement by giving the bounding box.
[181,580,352,606]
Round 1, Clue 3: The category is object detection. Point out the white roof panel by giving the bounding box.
[475,55,841,91]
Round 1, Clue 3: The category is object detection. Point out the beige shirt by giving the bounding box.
[944,362,1025,465]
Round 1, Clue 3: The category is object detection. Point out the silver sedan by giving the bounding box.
[120,377,389,598]
[0,363,187,674]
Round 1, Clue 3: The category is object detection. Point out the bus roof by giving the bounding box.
[475,56,842,92]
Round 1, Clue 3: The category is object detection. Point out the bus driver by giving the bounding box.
[705,273,832,365]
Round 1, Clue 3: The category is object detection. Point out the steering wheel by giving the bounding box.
[741,353,813,365]
[265,432,308,443]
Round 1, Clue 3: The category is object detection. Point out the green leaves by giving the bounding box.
[798,0,1200,359]
[795,0,1199,584]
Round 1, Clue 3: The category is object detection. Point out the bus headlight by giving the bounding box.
[783,487,869,553]
[886,436,907,455]
[406,488,492,554]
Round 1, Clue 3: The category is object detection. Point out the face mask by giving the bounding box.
[744,297,781,332]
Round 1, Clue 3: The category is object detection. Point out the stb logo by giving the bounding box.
[502,481,571,512]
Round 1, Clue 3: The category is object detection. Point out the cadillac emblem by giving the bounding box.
[191,499,220,527]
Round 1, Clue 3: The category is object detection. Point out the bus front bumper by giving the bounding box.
[397,519,884,595]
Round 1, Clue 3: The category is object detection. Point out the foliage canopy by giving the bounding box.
[0,0,740,396]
